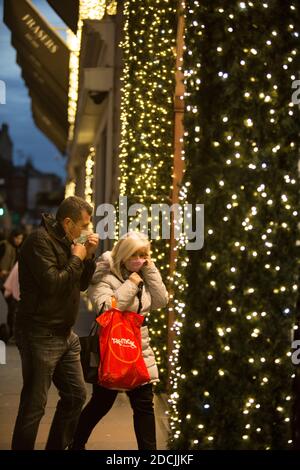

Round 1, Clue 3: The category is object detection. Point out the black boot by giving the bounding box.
[68,441,86,450]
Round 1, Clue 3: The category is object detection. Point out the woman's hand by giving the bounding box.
[143,255,155,268]
[129,272,143,286]
[85,233,99,259]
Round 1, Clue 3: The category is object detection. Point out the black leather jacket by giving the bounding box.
[17,214,96,331]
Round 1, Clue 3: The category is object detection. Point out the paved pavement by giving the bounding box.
[0,296,169,450]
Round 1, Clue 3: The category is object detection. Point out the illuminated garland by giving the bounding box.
[85,146,96,205]
[67,0,117,140]
[65,180,76,198]
[169,0,300,449]
[118,0,177,390]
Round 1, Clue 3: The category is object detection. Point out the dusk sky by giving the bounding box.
[0,0,68,180]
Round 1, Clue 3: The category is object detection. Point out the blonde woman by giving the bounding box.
[71,231,168,450]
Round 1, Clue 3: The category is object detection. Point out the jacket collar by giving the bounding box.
[41,213,72,249]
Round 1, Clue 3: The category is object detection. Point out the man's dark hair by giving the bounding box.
[56,196,93,223]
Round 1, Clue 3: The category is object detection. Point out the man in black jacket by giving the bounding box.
[11,196,99,450]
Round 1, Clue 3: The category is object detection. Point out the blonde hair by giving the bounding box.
[111,231,150,281]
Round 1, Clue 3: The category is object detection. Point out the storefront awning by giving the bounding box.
[32,98,68,156]
[4,0,70,154]
[47,0,79,34]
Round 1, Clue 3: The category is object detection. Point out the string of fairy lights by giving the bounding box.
[85,146,96,205]
[119,1,175,202]
[65,0,117,199]
[168,0,300,449]
[67,0,117,140]
[118,0,177,387]
[65,180,76,198]
[62,0,299,446]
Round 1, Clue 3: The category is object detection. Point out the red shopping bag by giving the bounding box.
[96,307,151,390]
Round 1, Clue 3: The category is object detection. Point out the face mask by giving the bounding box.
[125,258,145,272]
[73,229,92,245]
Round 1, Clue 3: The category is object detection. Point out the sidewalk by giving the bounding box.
[0,298,169,450]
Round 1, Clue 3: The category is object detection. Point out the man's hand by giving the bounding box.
[85,233,99,259]
[129,272,143,286]
[72,243,87,261]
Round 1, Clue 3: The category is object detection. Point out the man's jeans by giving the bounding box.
[11,324,87,450]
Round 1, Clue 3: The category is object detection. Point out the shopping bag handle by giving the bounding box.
[88,301,106,336]
[137,282,143,314]
[111,296,117,309]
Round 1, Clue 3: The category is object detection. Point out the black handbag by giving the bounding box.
[79,302,105,384]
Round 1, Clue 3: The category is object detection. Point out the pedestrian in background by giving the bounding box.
[3,261,20,341]
[0,228,24,289]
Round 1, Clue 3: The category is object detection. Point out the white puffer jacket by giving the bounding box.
[88,251,169,385]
